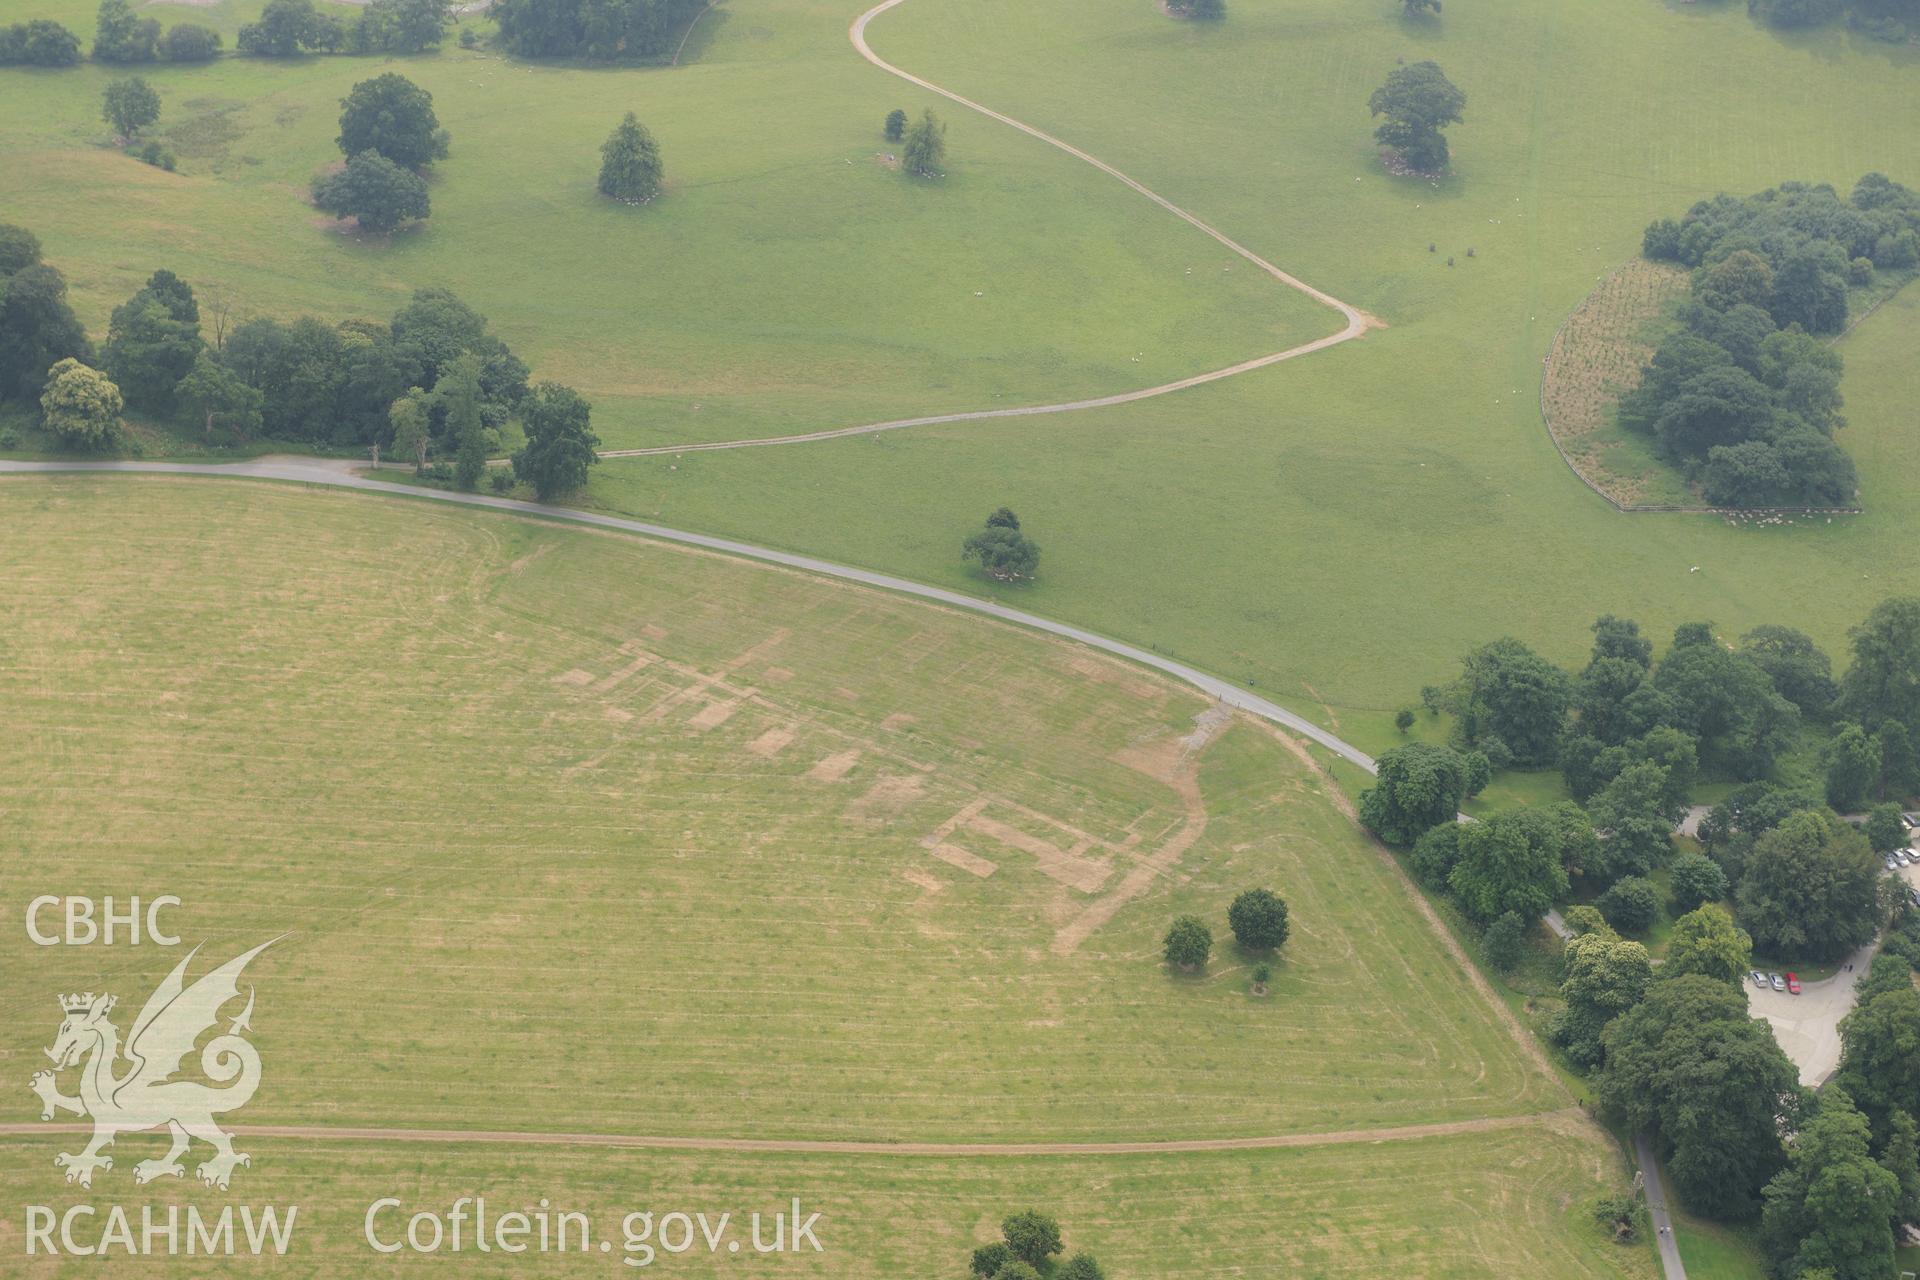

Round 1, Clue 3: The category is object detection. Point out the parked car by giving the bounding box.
[1888,856,1902,871]
[1770,973,1786,991]
[1750,970,1768,988]
[1786,972,1801,995]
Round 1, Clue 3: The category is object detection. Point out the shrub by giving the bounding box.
[1163,916,1212,971]
[1226,888,1289,952]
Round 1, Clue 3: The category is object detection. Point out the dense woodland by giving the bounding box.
[1366,602,1920,1269]
[1630,175,1920,509]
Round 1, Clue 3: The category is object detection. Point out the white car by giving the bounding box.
[1770,973,1786,992]
[1750,970,1767,987]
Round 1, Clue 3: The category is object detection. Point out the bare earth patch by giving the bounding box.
[1540,257,1689,504]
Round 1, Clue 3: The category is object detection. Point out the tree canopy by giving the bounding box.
[492,0,706,59]
[903,109,946,177]
[1737,810,1883,962]
[511,382,600,499]
[1598,974,1802,1218]
[313,150,431,232]
[1358,743,1467,846]
[337,73,448,169]
[102,77,160,139]
[598,113,663,203]
[39,358,123,449]
[1367,61,1465,174]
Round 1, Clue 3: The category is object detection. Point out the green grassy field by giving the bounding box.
[560,0,1920,751]
[0,0,1332,452]
[0,478,1562,1142]
[8,0,1918,754]
[0,1117,1656,1277]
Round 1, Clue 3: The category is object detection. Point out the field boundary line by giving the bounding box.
[591,0,1377,460]
[0,459,1376,766]
[0,1109,1580,1157]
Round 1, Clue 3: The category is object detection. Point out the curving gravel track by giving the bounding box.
[594,0,1375,459]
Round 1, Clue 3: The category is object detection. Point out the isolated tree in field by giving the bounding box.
[1402,0,1441,15]
[94,0,161,62]
[102,77,161,140]
[598,113,663,203]
[1668,852,1729,914]
[1163,915,1212,972]
[883,108,907,142]
[337,73,448,169]
[1482,911,1526,972]
[1227,888,1289,952]
[511,381,599,499]
[1758,1091,1900,1280]
[39,358,122,449]
[1395,707,1416,733]
[176,351,262,440]
[999,1212,1062,1268]
[963,521,1040,581]
[902,109,946,177]
[1358,742,1467,846]
[1663,905,1751,985]
[1367,60,1464,174]
[1058,1256,1106,1280]
[314,151,431,232]
[388,386,431,471]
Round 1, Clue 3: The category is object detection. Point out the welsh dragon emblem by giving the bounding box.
[29,938,281,1190]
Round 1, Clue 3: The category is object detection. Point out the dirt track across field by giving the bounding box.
[0,1110,1580,1157]
[592,0,1376,460]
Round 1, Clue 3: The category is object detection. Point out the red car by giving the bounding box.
[1786,972,1801,995]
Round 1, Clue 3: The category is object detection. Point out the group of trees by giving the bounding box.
[1544,889,1920,1273]
[93,0,220,64]
[962,507,1041,581]
[1751,0,1920,43]
[1164,888,1291,981]
[9,0,447,66]
[1368,61,1465,175]
[312,74,449,232]
[1631,176,1920,507]
[966,1211,1104,1280]
[238,0,452,57]
[1372,601,1920,974]
[0,18,83,66]
[0,231,600,498]
[878,105,948,177]
[0,226,92,410]
[491,0,706,60]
